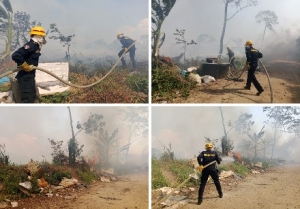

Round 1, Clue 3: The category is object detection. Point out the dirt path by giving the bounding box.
[172,60,300,103]
[164,165,300,209]
[15,172,148,209]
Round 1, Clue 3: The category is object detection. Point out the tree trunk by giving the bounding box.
[261,24,267,48]
[67,106,76,165]
[153,20,163,58]
[219,107,228,155]
[219,0,229,60]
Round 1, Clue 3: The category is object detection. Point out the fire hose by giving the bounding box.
[153,160,217,208]
[227,57,273,103]
[0,41,136,89]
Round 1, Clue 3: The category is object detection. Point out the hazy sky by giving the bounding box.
[152,106,300,162]
[157,0,300,57]
[7,0,148,61]
[0,106,148,164]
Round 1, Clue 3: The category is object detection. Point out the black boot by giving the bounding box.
[219,192,223,198]
[198,196,202,205]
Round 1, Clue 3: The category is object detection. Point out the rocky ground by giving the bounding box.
[152,165,300,209]
[1,172,148,209]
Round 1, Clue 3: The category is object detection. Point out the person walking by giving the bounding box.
[244,40,264,96]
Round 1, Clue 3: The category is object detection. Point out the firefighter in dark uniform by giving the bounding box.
[244,40,264,96]
[227,46,236,70]
[117,33,136,69]
[12,26,47,103]
[197,143,223,205]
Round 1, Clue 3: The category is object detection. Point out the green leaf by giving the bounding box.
[0,6,8,19]
[2,0,13,13]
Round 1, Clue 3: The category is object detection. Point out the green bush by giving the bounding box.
[169,159,194,184]
[75,168,97,185]
[126,73,148,94]
[230,162,249,176]
[152,66,195,101]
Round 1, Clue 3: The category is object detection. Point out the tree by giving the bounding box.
[67,107,84,166]
[219,0,258,59]
[255,10,278,47]
[118,107,148,160]
[263,106,300,159]
[48,138,68,165]
[49,23,75,60]
[152,0,177,58]
[245,125,265,159]
[0,143,9,164]
[0,0,14,61]
[95,128,121,167]
[173,28,196,63]
[219,107,254,155]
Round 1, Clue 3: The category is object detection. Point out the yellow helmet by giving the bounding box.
[117,33,123,39]
[245,40,253,45]
[227,46,230,50]
[30,26,46,37]
[205,143,213,149]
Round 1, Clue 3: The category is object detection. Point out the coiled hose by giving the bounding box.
[0,41,136,88]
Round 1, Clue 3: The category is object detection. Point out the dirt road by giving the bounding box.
[171,165,300,209]
[15,172,148,209]
[172,60,300,103]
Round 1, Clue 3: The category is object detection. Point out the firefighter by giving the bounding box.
[227,46,236,70]
[11,26,47,103]
[117,33,136,69]
[197,143,223,205]
[244,40,264,96]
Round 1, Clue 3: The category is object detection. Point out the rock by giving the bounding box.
[10,202,18,208]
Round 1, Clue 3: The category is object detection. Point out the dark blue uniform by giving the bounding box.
[118,36,136,69]
[197,150,223,203]
[12,39,41,103]
[227,49,236,70]
[245,47,263,93]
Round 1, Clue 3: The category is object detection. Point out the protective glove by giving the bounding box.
[245,63,250,69]
[198,165,204,172]
[124,47,128,53]
[20,62,34,72]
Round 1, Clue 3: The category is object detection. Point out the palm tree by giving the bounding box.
[0,0,14,61]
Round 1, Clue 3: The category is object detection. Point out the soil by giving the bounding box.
[10,172,148,209]
[153,165,300,209]
[170,60,300,103]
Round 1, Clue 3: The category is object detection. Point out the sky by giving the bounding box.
[152,105,300,162]
[5,0,149,61]
[156,0,300,59]
[0,106,148,165]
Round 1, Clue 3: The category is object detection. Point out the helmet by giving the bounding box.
[30,26,46,37]
[227,46,230,50]
[205,143,213,149]
[245,40,253,45]
[117,33,123,39]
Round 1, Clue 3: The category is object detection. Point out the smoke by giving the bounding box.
[152,106,300,163]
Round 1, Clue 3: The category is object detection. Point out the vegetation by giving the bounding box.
[152,0,177,58]
[255,10,279,47]
[173,28,196,63]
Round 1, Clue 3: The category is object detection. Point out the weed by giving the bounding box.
[126,73,148,94]
[152,159,169,189]
[169,159,194,185]
[230,162,249,176]
[40,91,70,103]
[75,168,97,185]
